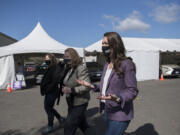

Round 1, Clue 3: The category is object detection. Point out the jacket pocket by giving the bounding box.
[105,100,122,112]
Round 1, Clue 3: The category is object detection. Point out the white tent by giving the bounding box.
[141,38,180,52]
[0,22,83,90]
[0,55,15,90]
[86,38,158,52]
[0,22,83,57]
[85,37,180,81]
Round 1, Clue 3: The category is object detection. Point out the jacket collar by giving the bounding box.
[100,63,115,92]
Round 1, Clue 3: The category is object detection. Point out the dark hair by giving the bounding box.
[104,32,127,77]
[65,48,82,68]
[127,57,136,73]
[45,53,57,66]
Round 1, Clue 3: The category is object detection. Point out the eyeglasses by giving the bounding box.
[102,42,109,45]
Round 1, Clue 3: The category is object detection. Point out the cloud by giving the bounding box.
[103,15,120,22]
[150,3,180,23]
[103,11,150,32]
[99,23,105,28]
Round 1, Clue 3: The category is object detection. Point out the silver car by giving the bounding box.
[161,64,180,77]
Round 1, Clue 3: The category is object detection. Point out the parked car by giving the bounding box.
[24,62,37,72]
[86,62,103,81]
[24,62,37,87]
[161,64,180,77]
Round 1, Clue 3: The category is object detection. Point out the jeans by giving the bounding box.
[64,103,89,135]
[44,92,62,127]
[104,110,130,135]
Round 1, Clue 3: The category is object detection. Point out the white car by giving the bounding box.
[161,64,180,77]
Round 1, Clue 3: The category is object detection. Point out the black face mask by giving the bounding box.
[102,46,111,62]
[45,60,51,66]
[102,46,111,57]
[63,58,71,65]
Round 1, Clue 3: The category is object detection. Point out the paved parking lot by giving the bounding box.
[0,78,180,135]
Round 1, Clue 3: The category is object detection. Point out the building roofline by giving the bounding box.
[0,32,17,42]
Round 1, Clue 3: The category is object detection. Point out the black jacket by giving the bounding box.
[40,65,58,95]
[40,62,69,104]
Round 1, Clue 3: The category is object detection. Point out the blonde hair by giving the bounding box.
[65,48,82,68]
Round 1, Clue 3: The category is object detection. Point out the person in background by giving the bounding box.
[77,32,138,135]
[17,62,24,74]
[62,48,91,135]
[40,53,65,134]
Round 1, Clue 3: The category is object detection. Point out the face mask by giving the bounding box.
[102,46,111,57]
[45,60,51,66]
[63,58,71,65]
[102,46,111,62]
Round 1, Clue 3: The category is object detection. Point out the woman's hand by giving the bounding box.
[97,94,121,103]
[62,87,72,94]
[77,80,94,88]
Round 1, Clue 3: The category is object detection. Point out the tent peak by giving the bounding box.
[35,21,44,28]
[33,22,47,33]
[26,22,51,40]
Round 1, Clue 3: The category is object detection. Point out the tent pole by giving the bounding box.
[83,48,86,66]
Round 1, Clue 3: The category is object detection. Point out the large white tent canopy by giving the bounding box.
[0,22,83,90]
[140,38,180,52]
[0,22,83,57]
[86,38,180,52]
[85,37,180,81]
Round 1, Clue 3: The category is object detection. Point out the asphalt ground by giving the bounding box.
[0,78,180,135]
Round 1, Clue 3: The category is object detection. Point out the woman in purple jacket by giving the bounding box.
[78,32,138,135]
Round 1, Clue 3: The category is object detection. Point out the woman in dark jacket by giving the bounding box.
[40,53,65,134]
[77,32,138,135]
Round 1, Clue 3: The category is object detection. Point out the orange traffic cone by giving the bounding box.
[160,74,164,81]
[7,83,12,93]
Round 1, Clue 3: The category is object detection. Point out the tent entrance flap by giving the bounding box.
[0,55,15,90]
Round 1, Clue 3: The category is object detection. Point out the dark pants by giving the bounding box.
[104,110,130,135]
[64,103,89,135]
[44,92,61,127]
